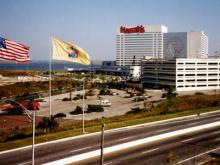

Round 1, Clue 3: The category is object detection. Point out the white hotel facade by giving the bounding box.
[116,25,167,66]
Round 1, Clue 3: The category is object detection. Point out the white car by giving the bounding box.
[96,99,112,107]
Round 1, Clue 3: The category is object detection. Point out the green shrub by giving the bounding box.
[73,94,87,100]
[161,93,166,98]
[99,88,112,95]
[62,97,71,101]
[6,132,29,141]
[87,89,96,96]
[87,104,104,113]
[54,113,66,118]
[15,93,39,101]
[163,87,177,99]
[69,106,83,115]
[127,107,143,114]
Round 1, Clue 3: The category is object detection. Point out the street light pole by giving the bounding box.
[7,99,35,165]
[82,78,85,134]
[100,117,105,165]
[32,110,35,165]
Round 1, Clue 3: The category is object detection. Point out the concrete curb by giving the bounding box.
[43,120,220,165]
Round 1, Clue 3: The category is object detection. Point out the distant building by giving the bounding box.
[116,25,168,66]
[102,61,116,67]
[141,58,220,92]
[116,25,208,67]
[116,25,213,91]
[164,31,208,59]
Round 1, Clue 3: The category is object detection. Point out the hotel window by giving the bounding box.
[208,68,218,70]
[197,79,206,81]
[185,68,195,70]
[185,74,195,76]
[198,68,206,70]
[197,85,206,87]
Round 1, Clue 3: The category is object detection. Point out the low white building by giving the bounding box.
[129,66,141,81]
[141,58,220,92]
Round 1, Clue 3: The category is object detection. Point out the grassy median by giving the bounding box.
[0,105,219,152]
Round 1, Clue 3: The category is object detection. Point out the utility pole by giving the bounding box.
[100,117,105,165]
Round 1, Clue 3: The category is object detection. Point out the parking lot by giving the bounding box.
[37,88,163,120]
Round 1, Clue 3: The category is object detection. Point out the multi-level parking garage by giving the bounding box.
[141,58,220,92]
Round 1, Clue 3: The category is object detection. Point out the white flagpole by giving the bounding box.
[49,35,52,117]
[82,77,85,133]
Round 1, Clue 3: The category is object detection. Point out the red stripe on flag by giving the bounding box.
[6,40,29,50]
[6,42,29,52]
[0,55,31,62]
[0,37,30,63]
[2,47,29,56]
[0,49,29,58]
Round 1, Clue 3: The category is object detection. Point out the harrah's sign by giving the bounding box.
[120,25,145,33]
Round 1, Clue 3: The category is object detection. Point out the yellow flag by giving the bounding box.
[52,37,90,65]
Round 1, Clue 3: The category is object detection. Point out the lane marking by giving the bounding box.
[197,159,212,165]
[156,128,170,133]
[142,148,159,154]
[181,138,195,143]
[213,130,220,134]
[18,161,31,165]
[175,146,220,164]
[181,132,218,143]
[117,137,132,142]
[70,146,92,153]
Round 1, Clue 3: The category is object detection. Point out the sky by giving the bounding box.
[0,0,220,61]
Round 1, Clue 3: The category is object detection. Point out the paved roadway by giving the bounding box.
[81,126,220,165]
[0,111,220,165]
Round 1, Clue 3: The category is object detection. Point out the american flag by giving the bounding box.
[0,36,31,62]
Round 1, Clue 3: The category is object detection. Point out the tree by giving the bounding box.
[165,87,177,99]
[37,116,59,134]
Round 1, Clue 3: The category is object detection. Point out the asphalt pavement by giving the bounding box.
[81,126,220,165]
[0,110,220,165]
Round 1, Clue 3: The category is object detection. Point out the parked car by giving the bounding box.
[132,96,146,102]
[96,99,112,107]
